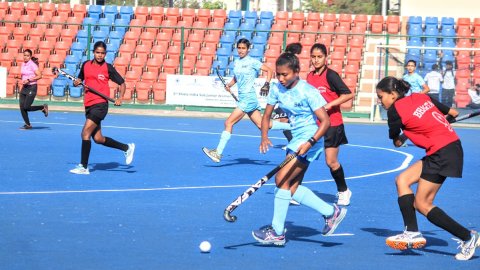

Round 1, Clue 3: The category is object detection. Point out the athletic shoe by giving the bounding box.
[386,230,426,250]
[322,204,347,236]
[42,104,49,117]
[69,164,90,175]
[281,145,287,151]
[337,188,352,206]
[290,199,300,205]
[252,225,286,246]
[202,147,222,163]
[454,231,480,260]
[125,143,135,165]
[19,124,32,130]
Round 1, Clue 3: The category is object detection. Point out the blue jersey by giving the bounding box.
[403,73,425,95]
[232,55,262,112]
[268,80,327,162]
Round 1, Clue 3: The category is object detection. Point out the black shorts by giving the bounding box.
[421,140,463,184]
[272,107,288,120]
[324,124,348,148]
[85,102,108,125]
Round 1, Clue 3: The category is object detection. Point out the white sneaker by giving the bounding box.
[454,231,480,260]
[281,145,287,151]
[70,164,90,175]
[386,230,426,250]
[125,143,135,165]
[336,188,352,206]
[202,147,222,163]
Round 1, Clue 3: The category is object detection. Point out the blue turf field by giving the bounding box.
[0,108,479,269]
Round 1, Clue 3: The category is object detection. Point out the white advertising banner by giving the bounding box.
[165,74,271,108]
[0,66,6,98]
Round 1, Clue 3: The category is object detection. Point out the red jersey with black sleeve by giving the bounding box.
[307,68,351,126]
[387,93,459,155]
[78,60,125,107]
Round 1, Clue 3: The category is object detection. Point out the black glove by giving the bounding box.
[446,115,456,123]
[260,82,270,96]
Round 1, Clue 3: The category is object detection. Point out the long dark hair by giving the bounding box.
[24,49,39,66]
[376,76,411,98]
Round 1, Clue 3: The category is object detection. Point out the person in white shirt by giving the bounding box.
[467,84,480,109]
[441,61,456,107]
[424,64,443,101]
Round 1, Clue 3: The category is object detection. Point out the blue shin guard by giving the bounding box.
[292,185,334,217]
[272,188,292,235]
[216,131,231,155]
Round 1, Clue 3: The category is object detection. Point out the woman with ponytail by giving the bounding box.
[376,76,479,260]
[17,49,48,129]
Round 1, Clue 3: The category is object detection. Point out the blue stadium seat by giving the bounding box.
[424,25,438,37]
[423,50,437,62]
[88,5,103,20]
[441,38,455,48]
[236,33,252,42]
[239,22,255,38]
[252,35,268,46]
[76,29,91,45]
[65,55,80,65]
[260,11,273,22]
[408,16,422,27]
[255,23,270,38]
[105,52,115,63]
[108,30,124,41]
[441,17,455,28]
[216,47,231,58]
[219,34,235,49]
[425,38,438,48]
[97,18,113,33]
[119,6,134,20]
[249,47,264,60]
[227,18,241,28]
[425,16,438,27]
[228,10,242,20]
[407,24,422,37]
[92,30,108,43]
[70,42,86,58]
[113,18,130,33]
[103,5,118,21]
[69,86,83,98]
[224,22,238,37]
[107,39,121,52]
[407,37,422,47]
[441,26,456,37]
[51,77,68,97]
[244,11,258,21]
[212,59,228,70]
[82,17,98,28]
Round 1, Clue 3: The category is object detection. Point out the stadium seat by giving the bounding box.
[103,5,119,21]
[119,6,134,20]
[135,81,152,103]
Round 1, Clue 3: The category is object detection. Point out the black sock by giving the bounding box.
[103,137,128,151]
[398,194,418,232]
[81,140,91,168]
[331,165,347,192]
[427,207,471,241]
[283,130,293,142]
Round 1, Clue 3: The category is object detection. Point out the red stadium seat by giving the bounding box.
[150,7,164,22]
[162,58,179,74]
[135,81,152,103]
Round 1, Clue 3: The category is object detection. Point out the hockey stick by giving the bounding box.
[223,154,297,222]
[398,109,480,144]
[215,66,238,102]
[52,67,116,103]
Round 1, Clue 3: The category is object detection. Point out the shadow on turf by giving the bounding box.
[224,222,343,249]
[361,227,460,257]
[90,162,136,173]
[204,157,272,168]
